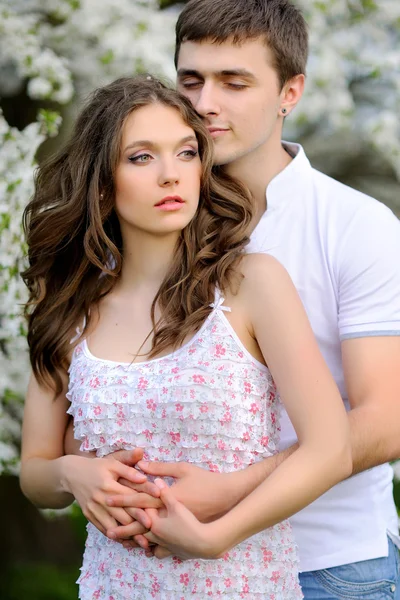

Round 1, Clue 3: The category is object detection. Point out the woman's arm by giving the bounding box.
[20,372,152,532]
[20,372,76,508]
[144,254,352,559]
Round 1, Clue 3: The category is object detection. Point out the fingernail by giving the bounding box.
[108,531,117,539]
[138,460,148,468]
[154,478,166,489]
[106,498,114,506]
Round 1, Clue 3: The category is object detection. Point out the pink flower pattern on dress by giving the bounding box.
[67,298,302,599]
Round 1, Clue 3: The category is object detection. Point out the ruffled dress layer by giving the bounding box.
[67,300,303,599]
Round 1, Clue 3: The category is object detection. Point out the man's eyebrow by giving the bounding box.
[177,68,257,81]
[123,135,198,153]
[177,68,203,79]
[220,69,257,81]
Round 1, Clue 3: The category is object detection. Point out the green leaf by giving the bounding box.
[6,180,22,194]
[100,49,114,65]
[38,109,62,137]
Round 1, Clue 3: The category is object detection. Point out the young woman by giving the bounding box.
[20,75,351,599]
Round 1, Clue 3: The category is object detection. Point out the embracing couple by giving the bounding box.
[20,0,400,598]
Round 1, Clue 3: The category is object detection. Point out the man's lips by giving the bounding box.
[207,126,229,138]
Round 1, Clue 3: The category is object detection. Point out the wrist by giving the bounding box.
[59,454,81,495]
[202,519,236,559]
[227,463,264,505]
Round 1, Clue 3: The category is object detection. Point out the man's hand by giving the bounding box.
[106,454,284,553]
[106,459,249,548]
[138,460,244,521]
[107,461,242,524]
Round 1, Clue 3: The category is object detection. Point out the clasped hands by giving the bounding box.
[68,447,243,560]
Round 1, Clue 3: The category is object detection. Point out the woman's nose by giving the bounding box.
[158,160,180,187]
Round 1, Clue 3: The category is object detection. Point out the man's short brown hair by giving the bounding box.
[175,0,308,89]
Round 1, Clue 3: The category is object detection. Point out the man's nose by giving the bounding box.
[194,82,220,118]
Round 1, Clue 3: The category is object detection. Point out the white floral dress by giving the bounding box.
[67,295,303,599]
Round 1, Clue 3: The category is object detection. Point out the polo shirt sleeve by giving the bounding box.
[337,201,400,340]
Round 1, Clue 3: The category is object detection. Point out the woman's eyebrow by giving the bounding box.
[123,135,198,153]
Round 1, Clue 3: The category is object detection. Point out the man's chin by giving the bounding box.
[212,149,240,167]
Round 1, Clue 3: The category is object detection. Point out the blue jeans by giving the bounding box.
[299,537,400,599]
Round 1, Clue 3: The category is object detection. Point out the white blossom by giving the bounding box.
[0,0,399,473]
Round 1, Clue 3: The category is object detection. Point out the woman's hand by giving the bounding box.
[143,479,226,560]
[105,460,246,552]
[62,450,153,536]
[107,460,244,524]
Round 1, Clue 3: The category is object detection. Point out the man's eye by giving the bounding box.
[227,83,247,90]
[181,81,202,89]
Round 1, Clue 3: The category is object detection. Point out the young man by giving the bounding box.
[66,0,400,596]
[113,0,400,595]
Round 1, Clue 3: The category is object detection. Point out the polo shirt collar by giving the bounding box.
[265,142,312,213]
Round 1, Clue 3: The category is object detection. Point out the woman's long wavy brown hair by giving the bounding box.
[22,76,253,394]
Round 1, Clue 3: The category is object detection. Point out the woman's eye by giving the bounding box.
[179,149,198,159]
[128,154,152,163]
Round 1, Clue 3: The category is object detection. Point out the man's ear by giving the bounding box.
[279,74,305,117]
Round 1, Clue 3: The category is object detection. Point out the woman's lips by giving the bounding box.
[155,196,185,211]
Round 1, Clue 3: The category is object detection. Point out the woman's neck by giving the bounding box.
[117,228,179,294]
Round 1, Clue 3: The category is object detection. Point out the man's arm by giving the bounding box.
[243,337,400,479]
[343,335,400,474]
[107,333,400,539]
[107,201,400,533]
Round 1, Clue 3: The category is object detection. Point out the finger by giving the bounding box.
[110,448,144,466]
[108,507,133,526]
[113,462,147,484]
[156,479,178,512]
[88,504,119,533]
[133,534,150,550]
[122,507,151,529]
[145,507,159,521]
[107,493,163,509]
[106,493,139,508]
[153,545,172,560]
[137,460,183,478]
[87,514,107,535]
[107,521,149,540]
[110,480,154,498]
[143,531,160,545]
[122,539,141,550]
[117,478,161,497]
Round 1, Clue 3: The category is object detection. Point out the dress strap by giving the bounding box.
[69,315,87,344]
[209,289,232,313]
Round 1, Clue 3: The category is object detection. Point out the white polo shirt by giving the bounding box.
[248,142,400,572]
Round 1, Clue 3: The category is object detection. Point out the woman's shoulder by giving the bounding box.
[224,253,296,316]
[234,253,300,318]
[240,253,291,287]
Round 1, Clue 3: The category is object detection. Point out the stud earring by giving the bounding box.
[281,108,288,115]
